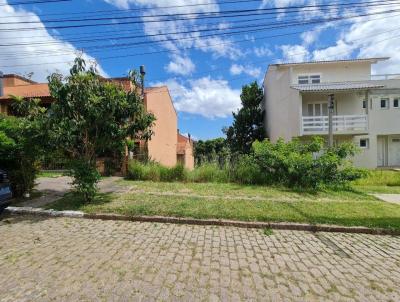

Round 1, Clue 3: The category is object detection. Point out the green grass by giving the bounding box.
[46,179,400,231]
[37,171,65,178]
[351,170,400,193]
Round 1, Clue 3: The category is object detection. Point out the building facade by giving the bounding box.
[263,57,400,168]
[0,74,194,170]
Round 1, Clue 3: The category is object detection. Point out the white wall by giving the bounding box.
[264,66,302,142]
[290,62,371,84]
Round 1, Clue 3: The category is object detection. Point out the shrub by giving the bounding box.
[251,137,364,189]
[68,159,100,202]
[0,115,44,197]
[231,155,267,185]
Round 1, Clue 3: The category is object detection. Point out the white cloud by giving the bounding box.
[280,44,310,63]
[104,0,243,60]
[254,45,273,57]
[165,55,195,75]
[152,77,241,119]
[309,5,400,73]
[0,1,106,82]
[230,64,261,78]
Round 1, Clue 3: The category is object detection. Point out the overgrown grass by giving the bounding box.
[46,180,400,230]
[352,170,400,193]
[37,171,65,178]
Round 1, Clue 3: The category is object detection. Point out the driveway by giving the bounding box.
[0,214,399,301]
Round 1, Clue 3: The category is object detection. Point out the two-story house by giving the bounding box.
[264,57,400,168]
[0,73,194,170]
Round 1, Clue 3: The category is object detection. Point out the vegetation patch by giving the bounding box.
[46,180,400,231]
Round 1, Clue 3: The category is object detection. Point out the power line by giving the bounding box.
[1,0,70,6]
[1,0,399,31]
[0,6,398,49]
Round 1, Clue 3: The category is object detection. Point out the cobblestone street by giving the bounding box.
[0,214,399,301]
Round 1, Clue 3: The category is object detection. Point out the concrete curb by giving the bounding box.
[4,206,399,236]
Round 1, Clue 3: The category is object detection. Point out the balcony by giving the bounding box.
[302,115,368,135]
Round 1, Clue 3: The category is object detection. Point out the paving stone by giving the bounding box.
[0,214,399,301]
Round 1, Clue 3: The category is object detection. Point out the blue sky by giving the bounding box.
[1,0,399,140]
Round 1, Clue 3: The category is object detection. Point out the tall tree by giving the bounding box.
[47,57,155,201]
[224,81,265,154]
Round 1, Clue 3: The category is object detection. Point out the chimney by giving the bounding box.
[140,65,146,97]
[0,71,3,97]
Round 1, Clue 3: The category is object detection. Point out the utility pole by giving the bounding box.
[328,94,335,148]
[140,65,146,98]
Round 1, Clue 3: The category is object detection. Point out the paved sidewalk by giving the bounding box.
[0,214,399,301]
[373,193,400,205]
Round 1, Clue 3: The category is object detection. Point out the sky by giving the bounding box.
[1,0,400,140]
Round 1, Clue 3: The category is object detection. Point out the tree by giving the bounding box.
[47,57,155,201]
[224,81,265,154]
[194,138,229,166]
[0,97,46,197]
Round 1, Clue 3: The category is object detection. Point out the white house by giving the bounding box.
[263,57,400,168]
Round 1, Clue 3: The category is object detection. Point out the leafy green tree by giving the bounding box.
[194,138,230,166]
[47,57,155,201]
[224,81,265,154]
[0,97,46,197]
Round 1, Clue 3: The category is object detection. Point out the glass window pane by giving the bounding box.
[322,103,328,115]
[307,104,313,116]
[315,104,321,116]
[298,76,309,84]
[310,75,320,83]
[394,99,399,108]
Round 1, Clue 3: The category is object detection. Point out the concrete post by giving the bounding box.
[328,94,335,148]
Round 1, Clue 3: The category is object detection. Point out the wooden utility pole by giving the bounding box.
[328,94,335,148]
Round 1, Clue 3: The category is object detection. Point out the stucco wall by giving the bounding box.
[145,87,178,167]
[290,62,371,84]
[264,66,302,142]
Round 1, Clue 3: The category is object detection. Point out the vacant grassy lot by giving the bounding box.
[352,170,400,193]
[47,170,400,230]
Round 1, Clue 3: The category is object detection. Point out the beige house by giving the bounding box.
[263,57,400,168]
[0,74,194,170]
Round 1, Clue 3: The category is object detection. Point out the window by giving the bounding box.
[359,138,369,149]
[394,98,399,108]
[298,76,309,84]
[362,100,367,109]
[310,75,321,84]
[298,75,320,84]
[380,98,389,109]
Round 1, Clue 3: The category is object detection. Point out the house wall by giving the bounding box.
[264,66,302,142]
[290,62,371,84]
[145,87,178,167]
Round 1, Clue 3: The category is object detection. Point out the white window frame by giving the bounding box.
[297,74,321,84]
[380,98,389,109]
[359,138,369,149]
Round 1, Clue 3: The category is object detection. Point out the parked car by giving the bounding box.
[0,169,12,213]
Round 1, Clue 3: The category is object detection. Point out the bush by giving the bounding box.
[230,155,267,185]
[0,115,44,197]
[68,159,100,202]
[251,137,364,189]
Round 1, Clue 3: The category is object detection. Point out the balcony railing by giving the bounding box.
[302,115,368,134]
[371,74,400,80]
